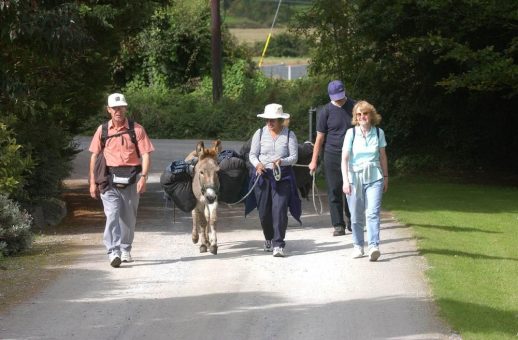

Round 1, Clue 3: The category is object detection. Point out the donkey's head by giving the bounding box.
[195,140,221,204]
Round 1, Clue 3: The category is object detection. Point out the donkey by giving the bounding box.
[186,140,221,254]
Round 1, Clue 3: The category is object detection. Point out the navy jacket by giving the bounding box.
[245,166,302,225]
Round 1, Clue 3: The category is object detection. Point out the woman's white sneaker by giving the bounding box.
[273,247,285,257]
[368,247,380,262]
[351,246,364,259]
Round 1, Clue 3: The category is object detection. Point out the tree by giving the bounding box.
[0,1,166,202]
[118,0,248,92]
[293,0,518,172]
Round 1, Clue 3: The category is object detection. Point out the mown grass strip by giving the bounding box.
[383,176,518,340]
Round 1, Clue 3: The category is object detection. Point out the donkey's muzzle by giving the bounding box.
[202,184,219,204]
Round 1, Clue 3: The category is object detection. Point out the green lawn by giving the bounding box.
[383,176,518,340]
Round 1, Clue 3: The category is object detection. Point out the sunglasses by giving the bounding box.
[356,111,369,116]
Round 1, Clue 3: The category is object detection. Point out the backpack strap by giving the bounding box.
[351,126,379,146]
[127,120,141,158]
[101,121,109,149]
[100,119,141,158]
[260,126,291,143]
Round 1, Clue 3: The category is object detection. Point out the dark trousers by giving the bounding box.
[254,177,290,248]
[324,151,351,228]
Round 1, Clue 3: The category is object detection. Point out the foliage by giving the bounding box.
[0,123,33,198]
[0,194,33,258]
[291,0,357,82]
[117,0,249,91]
[223,0,307,27]
[125,70,329,142]
[384,177,518,339]
[0,1,165,202]
[251,32,309,57]
[293,0,518,173]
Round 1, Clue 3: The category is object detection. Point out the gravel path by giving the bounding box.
[0,138,451,340]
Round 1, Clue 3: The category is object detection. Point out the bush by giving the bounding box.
[124,70,330,142]
[0,123,33,198]
[0,194,33,258]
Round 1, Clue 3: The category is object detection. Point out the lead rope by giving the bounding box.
[292,164,324,216]
[227,162,323,216]
[226,174,261,207]
[227,161,279,207]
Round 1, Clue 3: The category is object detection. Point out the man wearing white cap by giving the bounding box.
[245,103,301,257]
[309,80,356,236]
[89,93,155,267]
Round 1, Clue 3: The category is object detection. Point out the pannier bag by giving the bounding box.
[217,150,247,204]
[160,160,197,212]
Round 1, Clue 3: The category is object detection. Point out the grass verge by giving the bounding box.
[383,176,518,340]
[0,186,102,315]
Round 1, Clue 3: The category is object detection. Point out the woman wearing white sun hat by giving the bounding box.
[245,103,301,257]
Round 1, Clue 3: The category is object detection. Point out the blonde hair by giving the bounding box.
[351,100,382,126]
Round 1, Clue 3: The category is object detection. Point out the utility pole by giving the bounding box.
[210,0,223,103]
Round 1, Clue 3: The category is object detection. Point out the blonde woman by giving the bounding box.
[341,101,388,261]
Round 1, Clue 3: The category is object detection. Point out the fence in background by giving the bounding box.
[260,64,308,80]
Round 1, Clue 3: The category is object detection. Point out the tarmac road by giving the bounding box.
[0,137,452,340]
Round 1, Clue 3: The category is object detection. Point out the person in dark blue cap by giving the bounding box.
[308,80,356,236]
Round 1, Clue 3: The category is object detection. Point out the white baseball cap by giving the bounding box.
[107,93,128,107]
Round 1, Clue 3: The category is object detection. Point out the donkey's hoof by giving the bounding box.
[209,245,218,255]
[192,235,199,244]
[199,244,207,253]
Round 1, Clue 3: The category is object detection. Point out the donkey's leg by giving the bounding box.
[198,209,209,253]
[205,202,218,254]
[191,209,199,244]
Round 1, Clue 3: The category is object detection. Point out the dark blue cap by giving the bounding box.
[328,80,347,101]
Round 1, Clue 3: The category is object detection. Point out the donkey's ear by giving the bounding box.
[212,139,222,153]
[196,141,205,156]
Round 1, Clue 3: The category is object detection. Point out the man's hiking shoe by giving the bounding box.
[333,227,346,236]
[109,253,121,268]
[121,251,133,263]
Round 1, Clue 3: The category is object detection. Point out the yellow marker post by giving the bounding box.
[258,0,282,68]
[258,33,272,67]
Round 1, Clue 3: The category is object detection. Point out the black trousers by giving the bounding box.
[324,151,351,228]
[254,177,290,248]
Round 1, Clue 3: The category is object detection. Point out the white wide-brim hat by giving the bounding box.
[257,103,290,119]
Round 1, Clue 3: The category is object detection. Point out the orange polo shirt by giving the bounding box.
[89,119,155,167]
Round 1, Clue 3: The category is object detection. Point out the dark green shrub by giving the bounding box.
[0,194,33,258]
[0,123,33,198]
[125,70,331,142]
